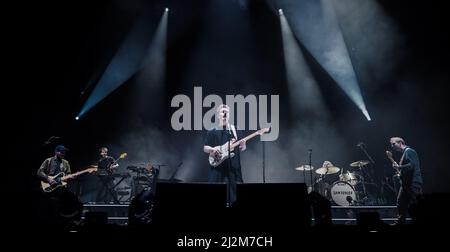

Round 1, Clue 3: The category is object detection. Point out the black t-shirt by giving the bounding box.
[98,156,115,170]
[204,127,243,170]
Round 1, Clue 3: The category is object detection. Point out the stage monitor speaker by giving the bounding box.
[151,182,227,230]
[232,183,311,230]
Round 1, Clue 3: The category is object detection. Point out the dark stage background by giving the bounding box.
[8,0,450,226]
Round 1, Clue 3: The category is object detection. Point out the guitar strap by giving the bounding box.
[230,124,238,140]
[49,156,63,174]
[399,147,410,165]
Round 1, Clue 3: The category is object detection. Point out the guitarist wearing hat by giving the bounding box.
[37,145,72,192]
[387,137,423,225]
[37,145,92,224]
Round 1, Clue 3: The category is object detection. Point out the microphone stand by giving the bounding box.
[151,164,163,196]
[169,162,182,181]
[262,141,266,183]
[358,143,375,165]
[309,149,313,192]
[226,123,232,207]
[357,143,375,204]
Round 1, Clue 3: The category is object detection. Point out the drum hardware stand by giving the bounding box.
[98,173,126,204]
[357,143,376,204]
[358,163,369,204]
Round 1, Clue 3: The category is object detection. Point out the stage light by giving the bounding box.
[278,9,283,16]
[75,116,79,120]
[165,8,169,12]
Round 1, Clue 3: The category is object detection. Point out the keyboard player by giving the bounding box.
[96,147,119,203]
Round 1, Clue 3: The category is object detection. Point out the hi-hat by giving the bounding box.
[295,165,314,171]
[350,160,369,167]
[315,166,340,175]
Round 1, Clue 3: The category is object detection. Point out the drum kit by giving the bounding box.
[295,160,372,206]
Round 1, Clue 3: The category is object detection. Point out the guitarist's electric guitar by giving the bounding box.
[108,153,127,171]
[385,151,401,178]
[41,167,97,193]
[209,128,270,167]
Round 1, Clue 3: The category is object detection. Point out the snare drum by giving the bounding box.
[330,181,357,206]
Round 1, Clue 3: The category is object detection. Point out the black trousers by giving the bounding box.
[397,183,423,223]
[208,166,243,205]
[96,176,117,203]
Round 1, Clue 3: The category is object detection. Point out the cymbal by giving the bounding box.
[315,166,340,175]
[350,160,369,167]
[295,165,314,171]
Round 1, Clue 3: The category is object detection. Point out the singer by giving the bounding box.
[203,104,246,205]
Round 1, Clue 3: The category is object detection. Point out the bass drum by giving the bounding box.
[330,181,357,206]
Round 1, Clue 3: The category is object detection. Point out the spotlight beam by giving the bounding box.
[77,9,169,119]
[279,10,328,119]
[275,0,371,121]
[138,7,168,87]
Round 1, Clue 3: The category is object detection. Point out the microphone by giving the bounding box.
[357,142,364,148]
[43,136,60,145]
[221,111,232,136]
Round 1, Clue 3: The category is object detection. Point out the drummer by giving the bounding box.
[312,160,340,199]
[318,160,340,182]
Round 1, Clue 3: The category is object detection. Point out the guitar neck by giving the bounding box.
[386,151,395,163]
[231,131,261,148]
[386,151,401,176]
[61,169,91,180]
[111,154,126,166]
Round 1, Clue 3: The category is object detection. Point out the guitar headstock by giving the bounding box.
[258,127,270,135]
[119,153,127,159]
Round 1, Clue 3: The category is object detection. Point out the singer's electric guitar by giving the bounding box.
[385,151,401,178]
[41,167,97,193]
[209,128,270,167]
